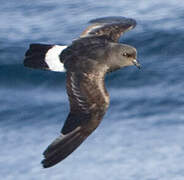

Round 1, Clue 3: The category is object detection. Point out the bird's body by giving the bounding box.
[24,16,140,168]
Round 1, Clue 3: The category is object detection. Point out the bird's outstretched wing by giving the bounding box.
[80,16,136,42]
[42,71,109,168]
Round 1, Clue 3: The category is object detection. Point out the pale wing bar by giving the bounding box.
[62,71,109,134]
[80,16,136,42]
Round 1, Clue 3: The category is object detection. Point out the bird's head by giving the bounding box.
[106,43,141,72]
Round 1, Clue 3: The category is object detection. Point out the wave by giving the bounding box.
[0,64,66,87]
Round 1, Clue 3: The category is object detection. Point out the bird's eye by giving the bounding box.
[122,53,131,57]
[122,53,129,57]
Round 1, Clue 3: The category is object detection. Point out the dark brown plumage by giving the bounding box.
[24,16,140,168]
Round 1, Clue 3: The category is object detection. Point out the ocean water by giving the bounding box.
[1,0,184,179]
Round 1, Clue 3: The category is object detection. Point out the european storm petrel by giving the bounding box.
[24,16,140,168]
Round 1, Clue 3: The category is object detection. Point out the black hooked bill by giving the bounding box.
[133,59,141,69]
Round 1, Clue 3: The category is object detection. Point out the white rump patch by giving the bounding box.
[45,45,67,72]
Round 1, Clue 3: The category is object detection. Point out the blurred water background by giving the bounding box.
[0,0,184,179]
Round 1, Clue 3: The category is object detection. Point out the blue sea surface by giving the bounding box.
[0,0,184,179]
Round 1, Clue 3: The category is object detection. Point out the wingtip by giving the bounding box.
[41,159,51,168]
[40,127,85,168]
[89,16,137,26]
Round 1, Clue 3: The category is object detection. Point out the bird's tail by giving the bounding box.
[24,43,67,72]
[41,127,86,168]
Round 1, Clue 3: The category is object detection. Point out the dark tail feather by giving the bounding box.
[41,127,86,168]
[24,44,53,70]
[24,43,67,72]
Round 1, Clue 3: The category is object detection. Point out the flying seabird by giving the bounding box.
[24,16,141,168]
